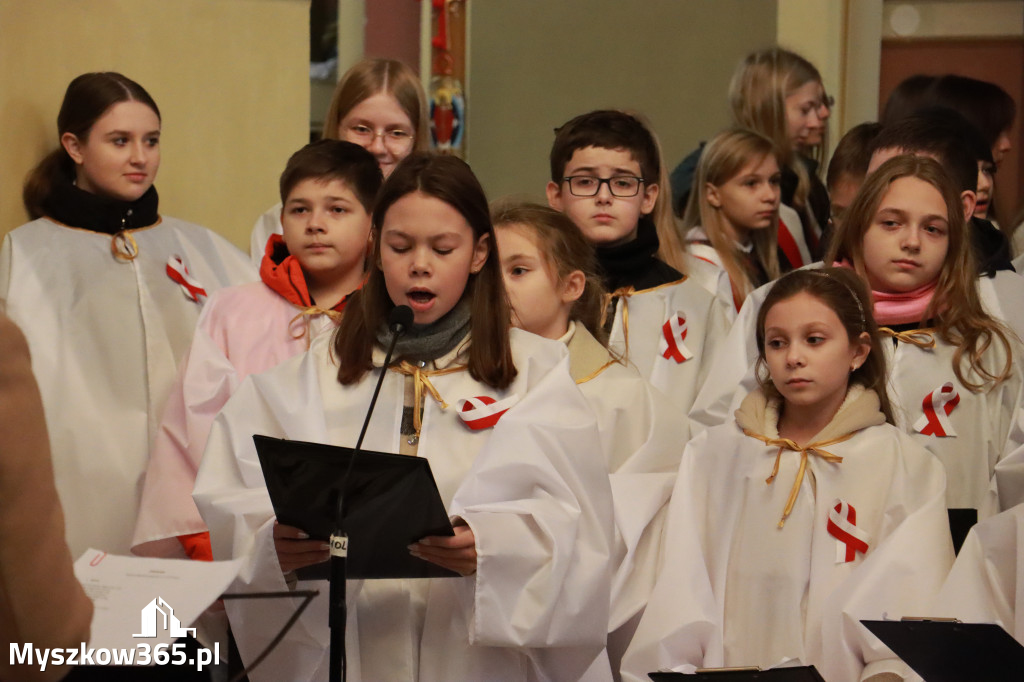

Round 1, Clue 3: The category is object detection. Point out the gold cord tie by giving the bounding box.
[601,286,636,357]
[743,429,853,528]
[288,307,343,347]
[391,361,464,436]
[879,327,936,349]
[110,230,139,261]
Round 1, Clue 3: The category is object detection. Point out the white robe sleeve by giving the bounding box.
[193,351,333,682]
[448,363,614,650]
[931,503,1024,641]
[134,301,242,556]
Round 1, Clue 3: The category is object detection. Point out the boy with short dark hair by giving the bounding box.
[134,140,383,559]
[546,109,730,414]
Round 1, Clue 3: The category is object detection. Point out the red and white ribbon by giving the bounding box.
[658,312,694,364]
[456,394,519,431]
[912,381,959,437]
[827,499,870,563]
[166,256,207,303]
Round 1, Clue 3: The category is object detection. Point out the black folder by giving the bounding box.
[649,667,825,681]
[862,619,1024,682]
[253,434,456,581]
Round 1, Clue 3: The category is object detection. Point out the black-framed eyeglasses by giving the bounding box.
[563,175,645,198]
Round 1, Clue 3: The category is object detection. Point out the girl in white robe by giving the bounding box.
[0,72,254,558]
[690,156,1024,537]
[622,267,953,682]
[680,128,785,313]
[194,154,615,682]
[492,203,688,676]
[249,58,428,264]
[133,141,382,560]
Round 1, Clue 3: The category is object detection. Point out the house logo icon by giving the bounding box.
[132,597,197,638]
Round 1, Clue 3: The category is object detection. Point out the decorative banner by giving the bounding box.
[456,394,519,431]
[658,312,694,364]
[912,381,960,437]
[166,256,207,303]
[827,499,870,563]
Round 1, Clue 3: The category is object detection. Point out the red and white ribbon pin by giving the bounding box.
[456,394,519,431]
[166,256,208,303]
[827,499,870,563]
[658,312,694,364]
[913,381,959,437]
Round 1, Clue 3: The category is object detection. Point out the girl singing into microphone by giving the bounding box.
[194,154,617,682]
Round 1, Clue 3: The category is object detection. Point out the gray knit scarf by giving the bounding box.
[375,298,472,363]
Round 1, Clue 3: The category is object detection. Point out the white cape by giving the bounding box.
[621,413,953,682]
[194,329,615,682]
[0,216,255,556]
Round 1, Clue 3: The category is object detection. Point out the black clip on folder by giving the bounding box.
[253,434,457,581]
[862,619,1024,682]
[649,667,826,681]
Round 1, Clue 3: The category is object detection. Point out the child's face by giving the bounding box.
[860,176,949,294]
[546,146,658,247]
[62,101,161,203]
[281,178,371,288]
[975,160,994,220]
[495,224,581,340]
[785,80,828,149]
[379,191,489,325]
[338,92,416,178]
[706,154,781,242]
[764,291,869,418]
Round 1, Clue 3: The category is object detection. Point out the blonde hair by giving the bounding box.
[491,202,608,345]
[825,155,1014,391]
[322,58,429,150]
[728,47,824,211]
[682,128,782,305]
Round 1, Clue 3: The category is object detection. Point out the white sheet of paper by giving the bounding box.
[74,548,243,651]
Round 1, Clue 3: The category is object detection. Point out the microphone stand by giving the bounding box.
[329,306,412,682]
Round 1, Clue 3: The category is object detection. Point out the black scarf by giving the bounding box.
[594,217,683,292]
[42,178,159,234]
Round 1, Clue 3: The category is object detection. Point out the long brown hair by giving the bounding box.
[682,128,782,305]
[825,154,1014,391]
[334,153,515,388]
[23,72,160,219]
[322,58,429,150]
[755,267,895,424]
[491,202,608,345]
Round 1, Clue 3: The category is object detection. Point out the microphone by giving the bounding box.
[330,304,412,682]
[388,304,414,336]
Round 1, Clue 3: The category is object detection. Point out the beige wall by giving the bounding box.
[464,1,779,204]
[0,0,309,250]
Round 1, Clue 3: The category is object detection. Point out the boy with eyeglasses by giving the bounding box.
[546,110,730,413]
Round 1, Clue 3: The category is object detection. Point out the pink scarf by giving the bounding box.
[833,260,936,325]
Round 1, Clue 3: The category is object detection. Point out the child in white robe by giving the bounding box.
[622,267,953,682]
[133,140,381,559]
[493,202,688,674]
[691,156,1024,544]
[0,72,254,558]
[680,128,785,313]
[546,110,732,414]
[194,154,615,682]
